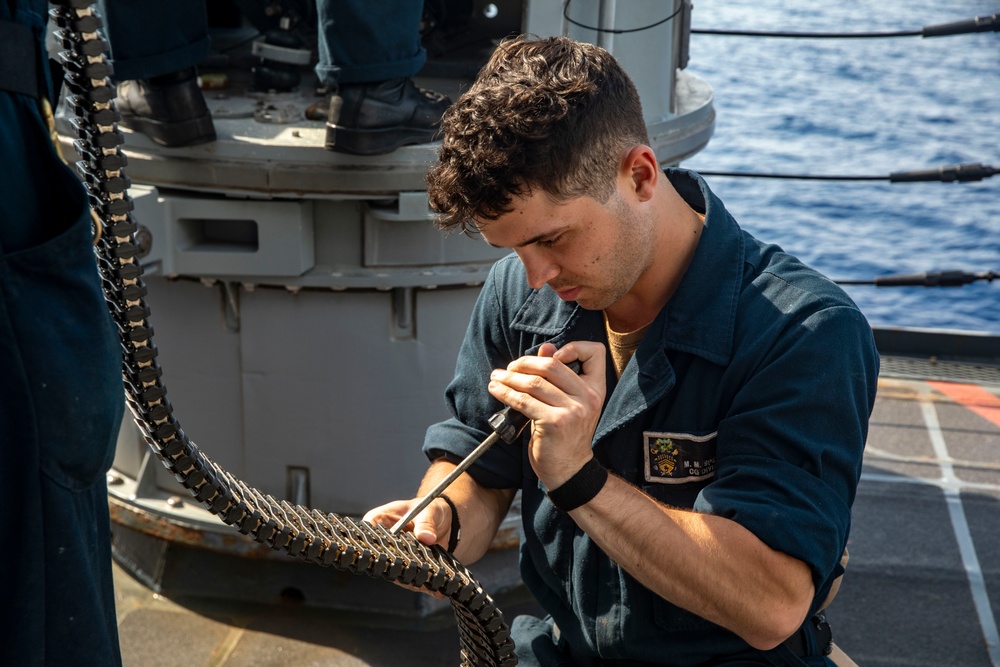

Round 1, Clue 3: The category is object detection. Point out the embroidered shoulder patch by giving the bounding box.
[643,431,718,484]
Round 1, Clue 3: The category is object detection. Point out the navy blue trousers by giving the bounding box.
[1,4,125,665]
[97,0,426,85]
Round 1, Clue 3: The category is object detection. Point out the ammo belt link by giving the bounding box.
[49,2,517,665]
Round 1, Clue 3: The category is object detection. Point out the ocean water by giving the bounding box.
[681,0,1000,334]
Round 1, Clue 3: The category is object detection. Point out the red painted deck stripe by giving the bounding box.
[927,381,1000,429]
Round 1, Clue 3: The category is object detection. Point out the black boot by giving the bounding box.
[325,78,450,155]
[115,68,216,147]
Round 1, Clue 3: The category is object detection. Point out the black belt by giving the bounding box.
[0,20,43,99]
[783,612,833,658]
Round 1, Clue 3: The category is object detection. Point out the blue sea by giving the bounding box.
[681,0,1000,334]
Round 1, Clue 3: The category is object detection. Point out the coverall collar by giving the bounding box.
[507,168,742,367]
[504,168,744,443]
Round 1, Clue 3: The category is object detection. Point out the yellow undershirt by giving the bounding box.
[603,312,653,379]
[602,210,704,377]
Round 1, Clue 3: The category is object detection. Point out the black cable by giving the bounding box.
[692,13,998,39]
[836,271,999,287]
[696,163,998,183]
[698,171,883,181]
[562,0,683,35]
[692,27,919,39]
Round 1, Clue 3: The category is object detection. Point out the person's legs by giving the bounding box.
[96,0,215,147]
[317,0,450,155]
[98,0,210,80]
[1,85,125,666]
[314,0,425,86]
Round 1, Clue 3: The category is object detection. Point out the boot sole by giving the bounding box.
[325,123,439,156]
[120,113,216,148]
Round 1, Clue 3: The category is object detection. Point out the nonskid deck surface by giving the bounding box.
[111,367,1000,667]
[828,371,1000,667]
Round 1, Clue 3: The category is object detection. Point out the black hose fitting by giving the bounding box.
[923,14,1000,38]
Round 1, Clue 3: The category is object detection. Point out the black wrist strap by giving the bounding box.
[547,457,609,512]
[440,493,461,552]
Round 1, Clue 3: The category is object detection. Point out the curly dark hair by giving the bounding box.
[426,35,650,233]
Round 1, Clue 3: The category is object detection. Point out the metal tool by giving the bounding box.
[389,359,582,536]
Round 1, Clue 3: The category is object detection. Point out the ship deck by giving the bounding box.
[111,345,1000,667]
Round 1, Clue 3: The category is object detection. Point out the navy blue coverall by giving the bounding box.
[423,169,880,666]
[0,1,124,664]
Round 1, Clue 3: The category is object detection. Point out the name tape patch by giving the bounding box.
[643,431,718,485]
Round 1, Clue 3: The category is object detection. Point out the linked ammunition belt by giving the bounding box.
[49,2,517,664]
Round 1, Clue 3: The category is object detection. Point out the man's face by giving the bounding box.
[478,184,655,311]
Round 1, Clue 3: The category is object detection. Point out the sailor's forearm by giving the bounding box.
[569,473,814,649]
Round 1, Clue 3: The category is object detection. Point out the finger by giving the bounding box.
[495,354,586,406]
[553,340,607,379]
[362,505,395,527]
[490,343,602,420]
[507,344,592,383]
[412,497,450,546]
[363,500,414,530]
[488,371,552,421]
[537,341,558,359]
[412,512,440,546]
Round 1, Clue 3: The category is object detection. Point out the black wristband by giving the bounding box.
[440,493,461,552]
[547,458,609,512]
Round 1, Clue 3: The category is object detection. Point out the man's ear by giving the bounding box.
[621,145,659,202]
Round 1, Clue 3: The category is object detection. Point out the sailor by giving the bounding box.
[95,0,450,154]
[365,35,879,666]
[0,1,125,664]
